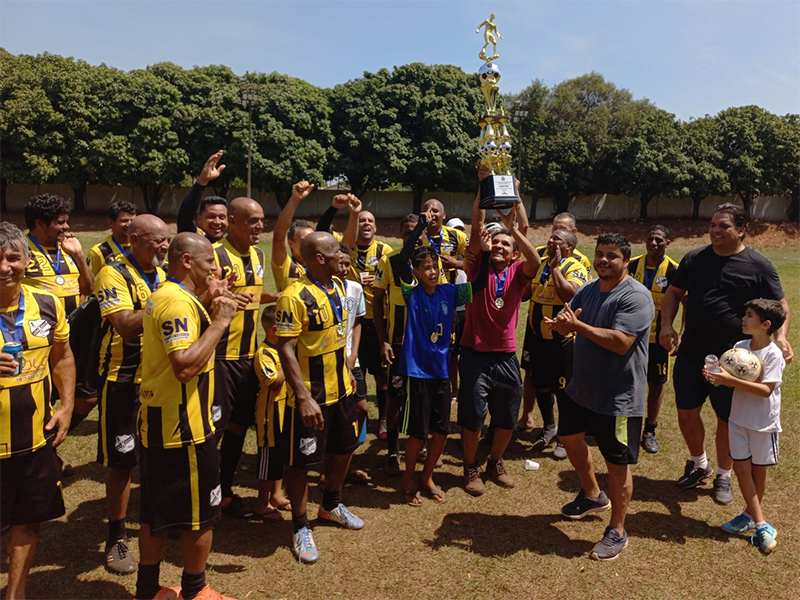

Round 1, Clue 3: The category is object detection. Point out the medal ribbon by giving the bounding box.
[643,262,659,290]
[111,235,127,257]
[306,274,344,324]
[166,277,211,318]
[493,265,507,299]
[540,257,566,286]
[0,290,25,344]
[28,234,62,276]
[426,232,443,255]
[126,252,161,293]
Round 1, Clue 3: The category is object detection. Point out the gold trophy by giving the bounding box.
[475,14,520,210]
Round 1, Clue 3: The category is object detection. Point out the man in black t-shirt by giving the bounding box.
[660,204,792,505]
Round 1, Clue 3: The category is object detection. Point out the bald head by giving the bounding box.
[227,197,264,249]
[357,210,377,243]
[129,214,170,267]
[169,232,212,265]
[422,199,445,232]
[228,197,261,216]
[128,214,167,238]
[300,231,337,264]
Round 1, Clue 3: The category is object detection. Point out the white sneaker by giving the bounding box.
[554,443,567,460]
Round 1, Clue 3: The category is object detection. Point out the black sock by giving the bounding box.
[107,518,126,543]
[135,562,161,600]
[219,431,245,498]
[180,569,206,600]
[322,490,341,512]
[376,389,388,420]
[536,391,555,427]
[387,430,399,456]
[292,512,310,533]
[68,411,88,432]
[645,420,658,433]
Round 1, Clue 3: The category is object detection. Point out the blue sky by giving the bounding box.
[2,0,798,121]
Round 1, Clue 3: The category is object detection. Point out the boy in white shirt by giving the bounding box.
[703,298,787,554]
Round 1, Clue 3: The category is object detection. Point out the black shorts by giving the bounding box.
[521,330,574,391]
[647,342,671,384]
[457,347,523,432]
[357,319,384,376]
[557,394,642,466]
[1,444,65,534]
[387,344,408,402]
[213,357,258,430]
[283,395,360,469]
[258,444,285,482]
[96,379,139,469]
[401,378,451,440]
[673,354,732,422]
[451,310,466,355]
[139,439,221,534]
[352,366,367,402]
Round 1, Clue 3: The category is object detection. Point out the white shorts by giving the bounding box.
[729,422,779,466]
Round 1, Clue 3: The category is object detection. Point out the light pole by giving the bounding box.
[512,100,529,184]
[241,87,258,198]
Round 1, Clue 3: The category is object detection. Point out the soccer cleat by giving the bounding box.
[179,584,236,600]
[292,527,319,564]
[105,537,137,575]
[721,512,756,536]
[590,526,629,561]
[317,503,365,530]
[561,489,611,520]
[553,443,567,460]
[463,463,485,497]
[486,457,514,488]
[750,523,777,554]
[641,430,660,454]
[220,494,254,519]
[713,474,734,505]
[531,425,558,452]
[676,460,713,489]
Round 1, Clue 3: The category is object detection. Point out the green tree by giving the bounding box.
[763,113,800,221]
[512,79,549,218]
[681,116,730,218]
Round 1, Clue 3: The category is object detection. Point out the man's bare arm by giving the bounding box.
[272,181,314,266]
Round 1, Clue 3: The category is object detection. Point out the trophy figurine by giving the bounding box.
[475,14,520,210]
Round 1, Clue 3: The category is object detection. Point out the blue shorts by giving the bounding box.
[673,354,732,422]
[457,347,522,432]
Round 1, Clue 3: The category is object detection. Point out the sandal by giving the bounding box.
[270,499,292,512]
[254,507,283,522]
[404,489,423,507]
[346,469,373,485]
[424,485,447,504]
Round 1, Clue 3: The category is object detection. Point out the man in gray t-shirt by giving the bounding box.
[545,233,653,561]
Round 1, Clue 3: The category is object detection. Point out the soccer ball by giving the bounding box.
[719,347,763,382]
[479,62,501,85]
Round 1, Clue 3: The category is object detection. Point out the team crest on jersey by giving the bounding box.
[392,375,404,389]
[441,302,449,316]
[28,319,52,338]
[115,434,135,454]
[255,263,264,279]
[212,405,223,423]
[346,297,356,312]
[368,256,380,267]
[144,300,153,316]
[209,485,222,507]
[656,276,669,288]
[299,437,317,456]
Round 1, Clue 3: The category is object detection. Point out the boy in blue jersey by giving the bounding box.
[398,230,491,505]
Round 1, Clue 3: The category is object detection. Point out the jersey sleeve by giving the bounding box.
[611,287,656,337]
[95,265,134,317]
[670,250,696,290]
[156,296,199,354]
[759,344,785,386]
[760,260,785,301]
[356,287,366,318]
[456,229,468,258]
[275,290,305,338]
[454,282,473,306]
[374,254,391,290]
[565,263,589,287]
[400,277,418,302]
[87,246,104,276]
[255,346,280,387]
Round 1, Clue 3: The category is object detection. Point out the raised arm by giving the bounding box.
[341,194,362,249]
[496,206,540,278]
[60,234,94,297]
[272,181,315,266]
[178,150,225,233]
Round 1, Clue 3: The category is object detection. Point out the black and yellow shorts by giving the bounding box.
[1,443,65,534]
[213,357,258,431]
[647,342,671,384]
[139,438,221,534]
[96,379,139,469]
[283,395,360,470]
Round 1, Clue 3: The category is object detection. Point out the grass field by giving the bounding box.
[2,224,798,600]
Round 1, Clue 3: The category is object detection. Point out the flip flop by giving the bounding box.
[424,485,447,504]
[254,507,283,522]
[404,489,423,507]
[271,500,292,512]
[347,469,373,485]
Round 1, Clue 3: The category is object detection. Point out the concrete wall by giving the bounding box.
[2,183,792,222]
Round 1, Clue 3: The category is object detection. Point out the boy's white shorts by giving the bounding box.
[729,421,779,466]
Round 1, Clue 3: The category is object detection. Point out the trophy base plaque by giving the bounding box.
[479,174,520,210]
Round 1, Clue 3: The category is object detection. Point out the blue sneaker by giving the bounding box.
[318,503,365,530]
[750,523,777,554]
[721,512,756,536]
[292,526,319,564]
[590,526,629,561]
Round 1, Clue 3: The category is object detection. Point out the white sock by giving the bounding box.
[691,453,708,470]
[716,467,731,477]
[755,521,767,528]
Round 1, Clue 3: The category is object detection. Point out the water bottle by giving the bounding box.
[705,354,721,387]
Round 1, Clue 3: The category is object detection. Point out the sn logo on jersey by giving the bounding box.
[161,317,189,337]
[96,287,118,303]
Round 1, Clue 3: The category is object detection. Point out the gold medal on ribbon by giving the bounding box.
[430,332,439,343]
[55,275,65,286]
[337,322,346,337]
[495,297,504,309]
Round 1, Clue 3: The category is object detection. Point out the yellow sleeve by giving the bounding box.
[155,296,199,354]
[374,254,391,291]
[255,346,279,387]
[565,263,589,287]
[53,295,70,343]
[275,289,306,338]
[95,265,134,317]
[457,229,468,258]
[87,246,104,276]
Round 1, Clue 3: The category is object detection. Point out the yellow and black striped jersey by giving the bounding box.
[94,256,164,384]
[23,235,82,314]
[374,250,409,346]
[275,275,353,406]
[138,281,215,448]
[422,225,467,284]
[528,256,589,340]
[87,235,129,276]
[213,239,265,360]
[272,254,306,293]
[254,340,287,448]
[628,254,679,344]
[537,245,592,276]
[0,285,69,458]
[347,239,390,319]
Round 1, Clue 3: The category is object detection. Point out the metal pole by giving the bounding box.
[516,118,523,183]
[247,103,253,198]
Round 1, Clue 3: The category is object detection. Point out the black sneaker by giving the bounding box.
[561,489,611,520]
[104,537,137,575]
[531,425,558,452]
[221,494,254,519]
[676,460,713,489]
[590,526,628,561]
